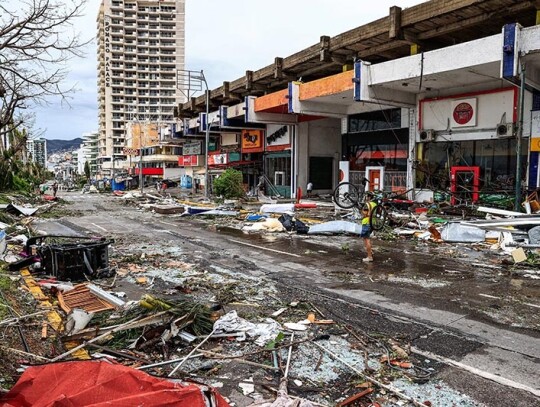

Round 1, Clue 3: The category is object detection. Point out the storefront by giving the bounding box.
[343,108,409,193]
[208,130,264,194]
[416,87,530,204]
[265,124,292,198]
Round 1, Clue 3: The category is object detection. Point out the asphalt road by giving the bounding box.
[34,192,540,406]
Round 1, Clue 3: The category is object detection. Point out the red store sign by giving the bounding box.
[178,155,200,166]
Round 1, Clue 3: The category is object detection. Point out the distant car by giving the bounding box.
[161,179,178,188]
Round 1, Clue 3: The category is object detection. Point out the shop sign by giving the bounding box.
[531,110,540,152]
[241,130,264,152]
[451,98,477,127]
[123,147,140,156]
[228,152,241,162]
[178,155,199,166]
[208,154,228,165]
[208,139,218,152]
[266,124,290,151]
[221,133,239,146]
[183,141,202,155]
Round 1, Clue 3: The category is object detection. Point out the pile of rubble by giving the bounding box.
[1,190,538,405]
[114,190,540,272]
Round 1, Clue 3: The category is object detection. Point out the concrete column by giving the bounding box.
[407,108,417,200]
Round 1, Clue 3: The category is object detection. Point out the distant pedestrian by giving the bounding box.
[360,201,376,262]
[306,181,313,198]
[52,182,58,198]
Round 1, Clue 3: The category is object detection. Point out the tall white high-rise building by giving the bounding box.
[97,0,185,178]
[26,138,48,168]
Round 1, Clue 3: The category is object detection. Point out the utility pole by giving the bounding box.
[515,64,526,211]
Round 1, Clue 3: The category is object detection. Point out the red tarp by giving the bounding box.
[0,360,230,407]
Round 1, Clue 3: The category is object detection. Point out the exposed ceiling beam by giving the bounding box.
[246,70,269,92]
[417,1,535,40]
[389,6,402,39]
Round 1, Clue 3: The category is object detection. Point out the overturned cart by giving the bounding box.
[24,235,113,280]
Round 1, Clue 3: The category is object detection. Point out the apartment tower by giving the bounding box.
[97,0,185,178]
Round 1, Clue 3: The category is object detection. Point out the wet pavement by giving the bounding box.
[31,191,540,406]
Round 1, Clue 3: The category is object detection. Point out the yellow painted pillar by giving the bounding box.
[536,9,540,25]
[410,44,420,55]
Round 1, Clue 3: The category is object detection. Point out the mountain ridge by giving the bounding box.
[46,138,83,154]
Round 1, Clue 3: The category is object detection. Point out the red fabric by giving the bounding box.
[0,360,230,407]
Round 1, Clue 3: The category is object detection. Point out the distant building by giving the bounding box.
[82,131,99,177]
[26,138,48,167]
[96,0,186,178]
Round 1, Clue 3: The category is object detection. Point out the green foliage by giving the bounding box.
[265,332,285,350]
[213,169,245,199]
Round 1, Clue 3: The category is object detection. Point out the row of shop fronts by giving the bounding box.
[169,23,540,203]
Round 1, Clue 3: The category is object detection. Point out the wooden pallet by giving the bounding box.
[57,284,116,314]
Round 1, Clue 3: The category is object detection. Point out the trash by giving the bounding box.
[440,222,485,243]
[193,209,239,216]
[247,378,314,407]
[136,276,148,285]
[511,248,527,263]
[308,221,363,235]
[239,378,255,395]
[5,203,39,216]
[0,230,6,256]
[245,214,268,222]
[150,205,185,215]
[0,360,230,407]
[528,226,540,245]
[283,322,308,331]
[477,206,525,217]
[25,235,113,280]
[260,204,295,214]
[213,311,281,346]
[278,213,294,231]
[11,234,28,245]
[186,206,214,215]
[65,308,94,335]
[243,218,285,232]
[338,388,374,406]
[87,284,126,308]
[57,284,122,314]
[272,308,287,317]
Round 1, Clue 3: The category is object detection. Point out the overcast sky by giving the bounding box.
[36,0,425,140]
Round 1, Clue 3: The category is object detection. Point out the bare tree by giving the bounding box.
[0,0,90,151]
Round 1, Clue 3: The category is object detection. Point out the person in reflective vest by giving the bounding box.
[360,201,376,262]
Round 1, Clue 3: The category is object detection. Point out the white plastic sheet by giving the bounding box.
[308,220,363,235]
[213,310,281,346]
[441,222,485,243]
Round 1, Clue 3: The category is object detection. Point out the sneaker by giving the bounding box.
[362,257,374,263]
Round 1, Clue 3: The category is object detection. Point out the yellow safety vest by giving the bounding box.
[361,201,377,225]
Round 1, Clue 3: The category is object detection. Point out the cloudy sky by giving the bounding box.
[36,0,425,140]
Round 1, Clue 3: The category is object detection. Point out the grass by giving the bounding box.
[0,275,13,320]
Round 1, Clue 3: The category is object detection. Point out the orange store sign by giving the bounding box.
[241,130,264,152]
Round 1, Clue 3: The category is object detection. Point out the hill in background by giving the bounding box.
[46,138,83,154]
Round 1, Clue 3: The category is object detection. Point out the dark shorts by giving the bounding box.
[360,224,372,238]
